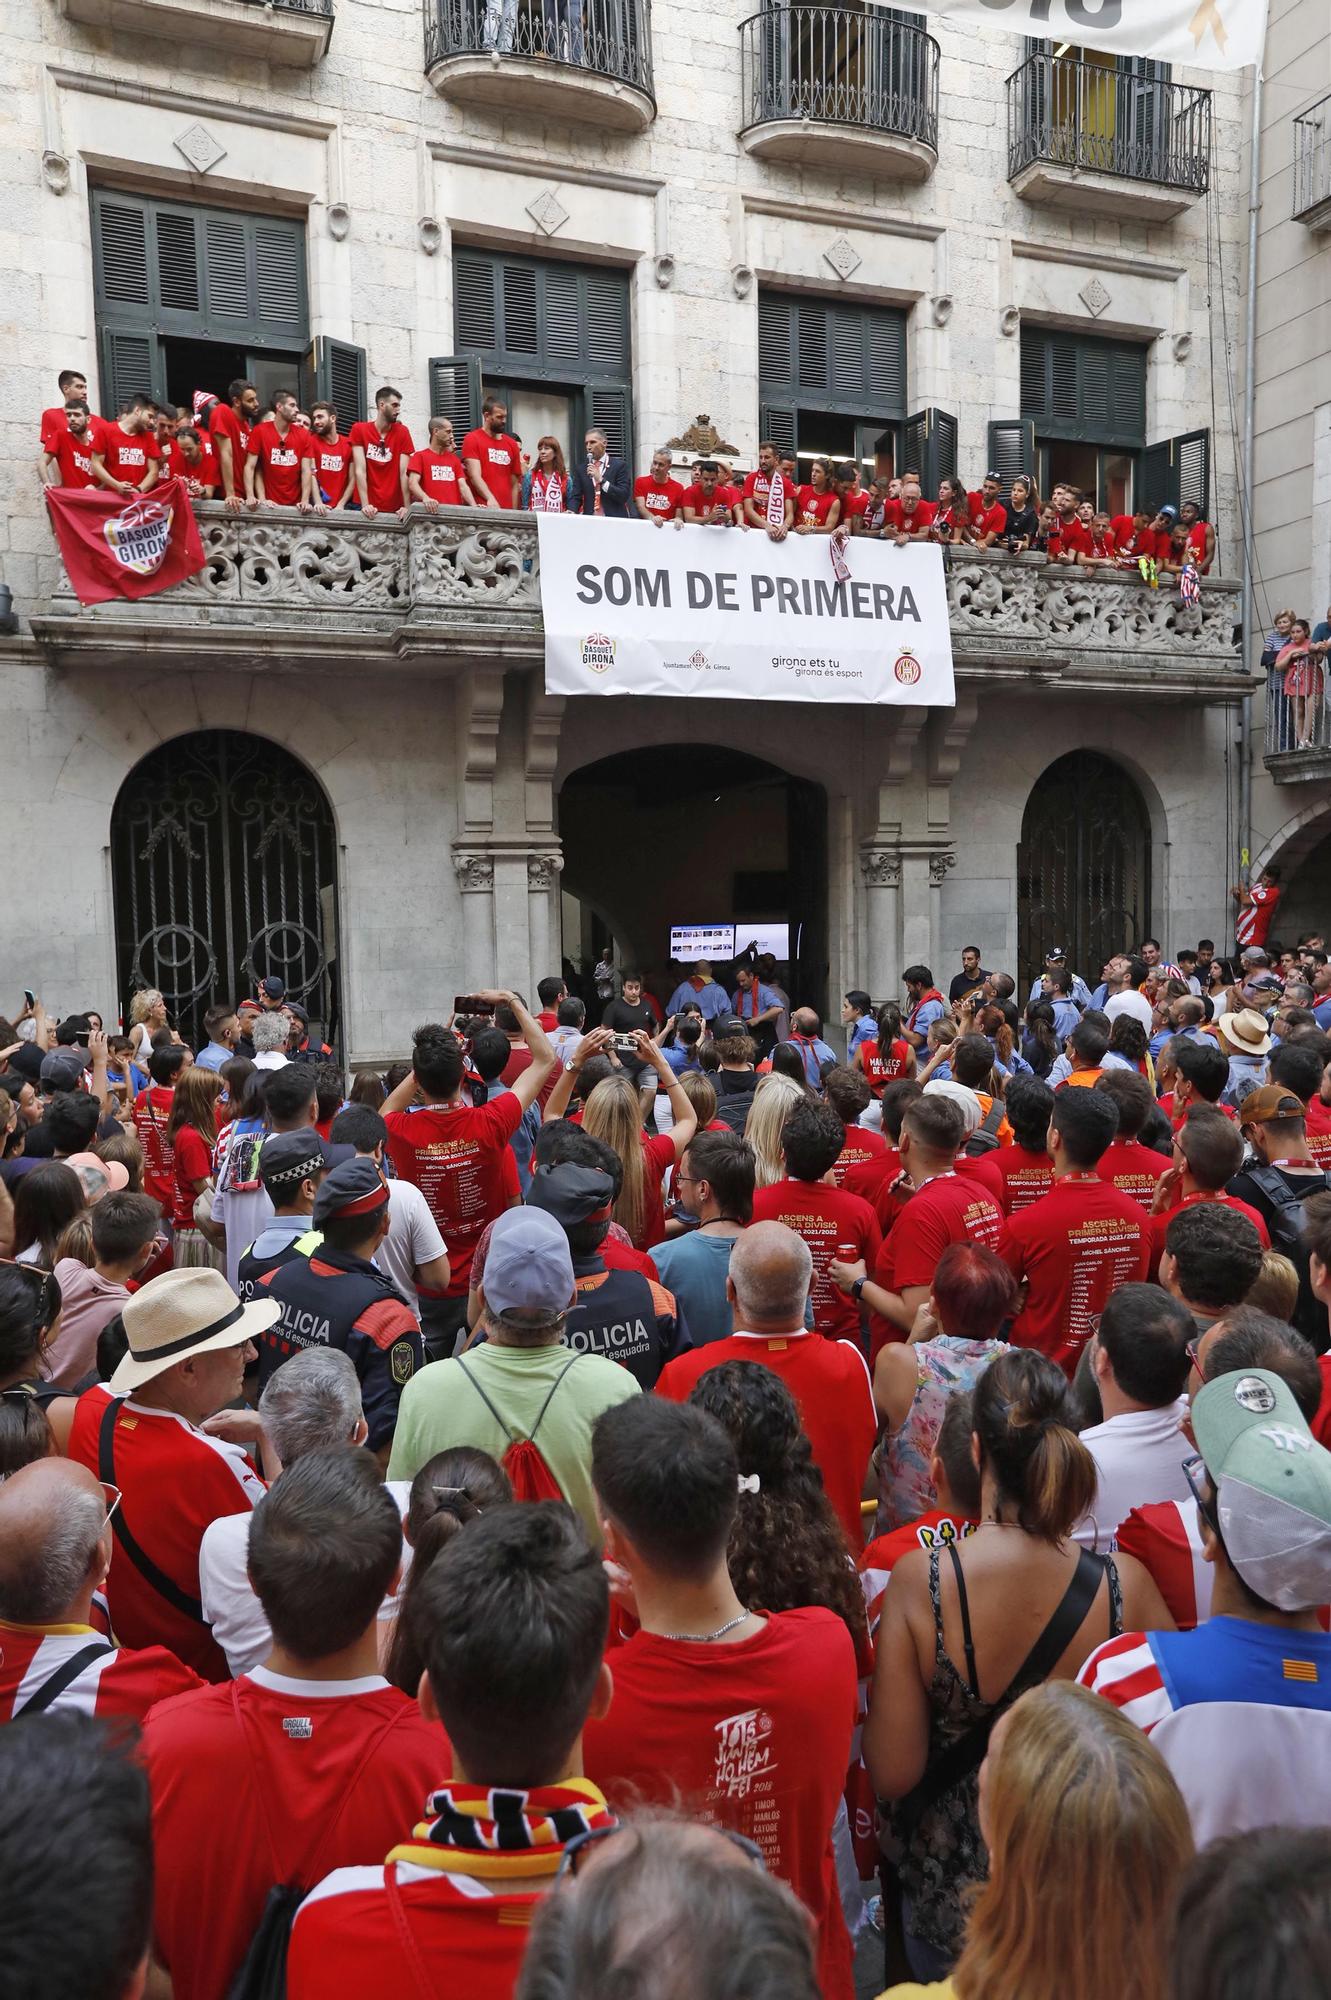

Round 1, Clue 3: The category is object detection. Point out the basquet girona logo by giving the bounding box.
[893,648,922,686]
[103,496,174,576]
[581,631,616,673]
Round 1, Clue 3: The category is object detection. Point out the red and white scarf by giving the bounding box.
[830,527,851,582]
[533,468,564,513]
[766,470,786,530]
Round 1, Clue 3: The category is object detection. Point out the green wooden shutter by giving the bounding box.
[1139,442,1177,512]
[899,409,956,492]
[759,403,798,460]
[1175,429,1210,515]
[92,189,307,351]
[1019,328,1147,446]
[455,254,499,351]
[314,337,367,430]
[1140,429,1210,516]
[758,289,906,420]
[987,418,1037,488]
[586,384,632,462]
[429,355,483,434]
[94,194,152,316]
[99,327,162,414]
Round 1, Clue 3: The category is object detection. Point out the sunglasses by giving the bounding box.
[1181,1453,1218,1533]
[556,1823,766,1881]
[101,1482,122,1527]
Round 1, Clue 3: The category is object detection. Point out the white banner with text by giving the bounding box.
[869,0,1264,70]
[537,516,956,708]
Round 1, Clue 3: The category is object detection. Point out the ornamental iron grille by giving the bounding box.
[1017,751,1151,992]
[110,731,340,1053]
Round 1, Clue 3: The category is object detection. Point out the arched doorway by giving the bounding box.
[558,745,828,1018]
[111,730,341,1051]
[1017,751,1151,987]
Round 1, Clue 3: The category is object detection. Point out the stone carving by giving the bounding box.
[327,202,351,240]
[411,520,541,609]
[527,851,564,888]
[1079,276,1111,317]
[41,151,70,195]
[418,215,443,255]
[931,294,954,328]
[731,263,754,299]
[173,123,227,174]
[1173,331,1193,362]
[526,188,569,235]
[944,560,1237,659]
[824,235,862,280]
[654,253,676,289]
[860,849,902,888]
[453,852,495,891]
[928,851,957,887]
[1000,305,1021,337]
[666,414,740,457]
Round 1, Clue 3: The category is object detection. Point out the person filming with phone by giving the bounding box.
[600,972,660,1118]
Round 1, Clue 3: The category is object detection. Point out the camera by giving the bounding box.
[613,1035,639,1058]
[453,995,495,1018]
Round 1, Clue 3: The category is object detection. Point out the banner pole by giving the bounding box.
[1238,63,1262,896]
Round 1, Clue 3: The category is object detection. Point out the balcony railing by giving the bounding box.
[739,8,939,154]
[425,0,653,101]
[1294,93,1331,223]
[1265,662,1331,779]
[1007,53,1210,193]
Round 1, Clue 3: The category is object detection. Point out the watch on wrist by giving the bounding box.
[850,1276,867,1302]
[563,1058,577,1072]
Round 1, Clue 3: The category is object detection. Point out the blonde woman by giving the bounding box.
[879,1680,1193,1999]
[743,1072,803,1189]
[581,1038,697,1249]
[128,987,168,1066]
[165,1065,224,1267]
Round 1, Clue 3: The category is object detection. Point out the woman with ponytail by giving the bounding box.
[865,1348,1172,1981]
[385,1446,513,1694]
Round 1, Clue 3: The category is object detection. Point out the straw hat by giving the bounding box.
[1216,1008,1272,1057]
[110,1267,277,1393]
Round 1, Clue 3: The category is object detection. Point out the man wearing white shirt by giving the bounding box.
[250,1009,291,1071]
[1074,1282,1194,1550]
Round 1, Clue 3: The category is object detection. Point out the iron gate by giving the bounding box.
[1017,751,1151,991]
[110,731,340,1052]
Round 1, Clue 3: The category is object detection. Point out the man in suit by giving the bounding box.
[570,427,632,517]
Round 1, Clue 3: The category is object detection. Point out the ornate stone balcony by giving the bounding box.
[56,0,334,65]
[30,506,1247,697]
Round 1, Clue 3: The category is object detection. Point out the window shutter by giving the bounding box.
[1018,331,1045,418]
[1139,441,1178,513]
[759,289,906,417]
[501,262,541,358]
[797,303,829,393]
[758,294,795,385]
[454,254,498,351]
[99,327,160,415]
[987,418,1037,489]
[254,221,306,341]
[429,355,483,435]
[1175,429,1209,515]
[93,194,151,315]
[899,408,956,493]
[1020,327,1147,446]
[1141,429,1210,516]
[582,270,631,376]
[542,267,583,372]
[586,384,631,462]
[202,214,251,322]
[759,403,798,462]
[864,313,907,411]
[154,209,202,316]
[314,338,368,431]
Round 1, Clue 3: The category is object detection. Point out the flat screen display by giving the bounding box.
[670,923,736,961]
[733,922,790,960]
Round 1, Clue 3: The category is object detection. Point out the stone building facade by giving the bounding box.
[0,0,1253,1056]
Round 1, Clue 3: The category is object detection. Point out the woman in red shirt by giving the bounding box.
[929,478,970,546]
[524,435,571,512]
[854,1003,917,1096]
[581,1044,697,1249]
[167,1066,224,1268]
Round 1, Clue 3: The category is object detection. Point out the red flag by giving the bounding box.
[44,477,207,606]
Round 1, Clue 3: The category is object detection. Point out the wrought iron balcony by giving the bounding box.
[738,7,938,180]
[425,0,654,130]
[1264,660,1331,782]
[28,506,1246,698]
[1294,93,1331,228]
[57,0,333,63]
[1007,53,1210,221]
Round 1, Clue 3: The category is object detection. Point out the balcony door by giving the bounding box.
[757,288,907,483]
[1020,325,1146,510]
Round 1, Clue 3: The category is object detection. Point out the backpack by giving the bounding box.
[455,1354,580,1502]
[963,1096,1006,1157]
[1243,1165,1331,1345]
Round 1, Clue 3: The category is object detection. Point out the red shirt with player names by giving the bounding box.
[1046,515,1092,558]
[634,474,686,520]
[246,419,312,506]
[311,432,352,506]
[870,1171,1004,1360]
[350,420,415,511]
[1095,1137,1171,1210]
[144,1665,442,2000]
[885,498,937,537]
[970,1143,1055,1215]
[582,1608,859,2000]
[132,1084,177,1210]
[384,1094,523,1295]
[209,404,252,494]
[0,1622,202,1723]
[98,424,161,486]
[1000,1173,1150,1375]
[1306,1095,1331,1168]
[797,485,840,528]
[67,1390,267,1681]
[46,426,97,489]
[750,1178,882,1340]
[461,427,523,508]
[830,1124,888,1187]
[683,482,736,521]
[408,448,468,505]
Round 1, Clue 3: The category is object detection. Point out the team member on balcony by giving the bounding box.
[461,393,523,510]
[244,390,313,513]
[633,449,686,526]
[682,458,738,526]
[966,470,1009,547]
[211,379,260,510]
[887,475,936,543]
[743,440,794,540]
[1179,499,1215,574]
[351,385,414,519]
[40,368,104,457]
[570,427,632,517]
[1077,512,1120,569]
[89,396,161,499]
[409,416,480,511]
[39,401,97,490]
[1004,474,1040,550]
[173,426,217,499]
[928,476,970,545]
[793,458,841,534]
[309,402,353,511]
[523,435,571,510]
[1046,484,1092,562]
[833,461,870,531]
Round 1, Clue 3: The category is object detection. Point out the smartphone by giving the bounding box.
[23,990,34,1010]
[613,1035,639,1058]
[454,995,495,1018]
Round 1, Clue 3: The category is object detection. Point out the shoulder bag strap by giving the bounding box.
[454,1356,517,1445]
[385,1864,440,2000]
[15,1640,115,1716]
[100,1397,206,1624]
[528,1355,580,1444]
[946,1542,980,1697]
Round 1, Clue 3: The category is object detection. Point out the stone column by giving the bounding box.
[899,851,933,974]
[859,847,901,998]
[451,850,495,993]
[528,850,564,989]
[928,851,957,969]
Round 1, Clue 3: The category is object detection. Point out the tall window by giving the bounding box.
[757,289,909,483]
[1019,325,1146,514]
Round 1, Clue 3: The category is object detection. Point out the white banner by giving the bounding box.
[537,516,955,708]
[868,0,1264,70]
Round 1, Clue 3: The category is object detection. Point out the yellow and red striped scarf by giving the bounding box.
[388,1779,612,1881]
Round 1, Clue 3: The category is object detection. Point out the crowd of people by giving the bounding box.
[3,899,1331,2000]
[37,369,1215,588]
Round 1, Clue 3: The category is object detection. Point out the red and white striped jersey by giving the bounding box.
[0,1622,201,1721]
[1115,1497,1212,1630]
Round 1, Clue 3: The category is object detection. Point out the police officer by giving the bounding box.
[235,1128,326,1301]
[287,1000,335,1066]
[526,1162,689,1389]
[252,1157,423,1451]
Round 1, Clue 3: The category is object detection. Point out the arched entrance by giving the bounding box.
[1017,751,1151,987]
[110,730,341,1051]
[558,745,828,1018]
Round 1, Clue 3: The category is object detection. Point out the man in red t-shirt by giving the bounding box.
[742,441,795,538]
[145,1450,441,2000]
[408,414,478,511]
[174,426,218,498]
[289,1502,615,2000]
[90,396,161,496]
[682,458,739,525]
[350,385,414,518]
[40,367,106,458]
[39,401,98,490]
[887,476,937,542]
[1145,1105,1270,1277]
[462,394,524,510]
[0,1457,203,1721]
[1046,485,1092,561]
[586,1397,859,2000]
[1001,1087,1149,1375]
[824,1065,888,1185]
[210,378,260,508]
[309,401,353,509]
[1233,866,1281,952]
[1093,1071,1170,1209]
[381,992,555,1355]
[66,1267,276,1681]
[245,389,313,510]
[970,1073,1055,1216]
[634,449,686,525]
[750,1100,881,1339]
[966,471,1009,547]
[657,1221,876,1551]
[1179,499,1216,574]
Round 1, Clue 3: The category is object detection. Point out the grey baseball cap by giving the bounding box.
[482,1205,575,1316]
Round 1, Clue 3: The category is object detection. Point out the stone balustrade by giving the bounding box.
[34,504,1246,694]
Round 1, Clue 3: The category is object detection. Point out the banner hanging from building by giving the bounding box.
[867,0,1264,71]
[537,517,955,707]
[44,477,207,606]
